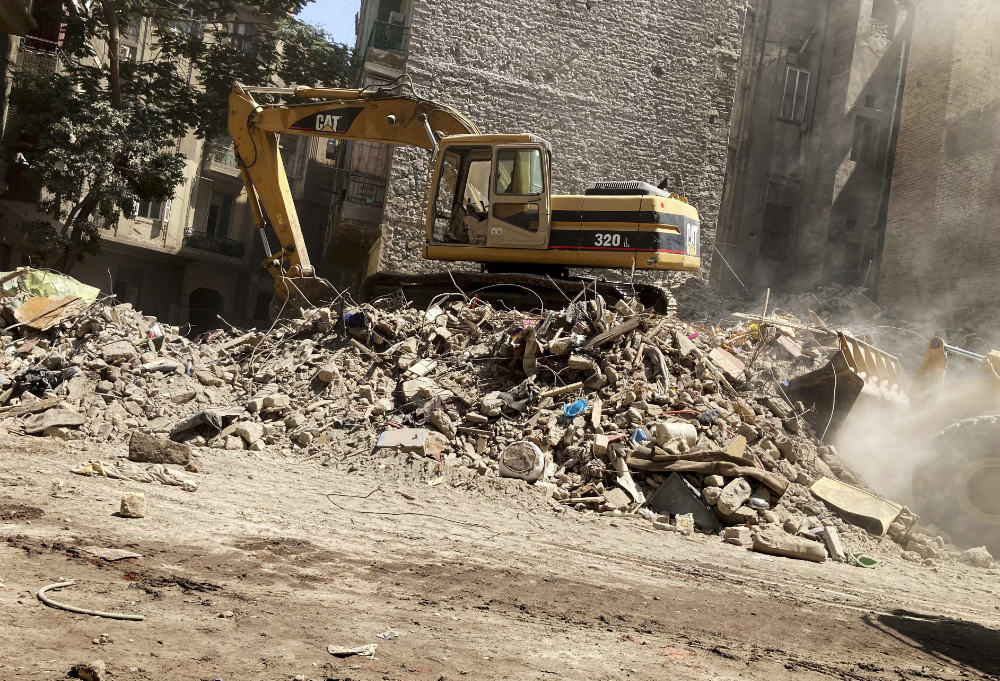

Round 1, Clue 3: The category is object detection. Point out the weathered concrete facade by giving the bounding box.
[378,0,746,276]
[715,0,910,295]
[878,0,1000,325]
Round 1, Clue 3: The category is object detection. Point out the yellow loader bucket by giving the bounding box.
[785,332,909,440]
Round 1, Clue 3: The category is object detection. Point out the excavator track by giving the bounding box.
[359,271,677,315]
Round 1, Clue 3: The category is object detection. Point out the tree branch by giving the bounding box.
[100,0,122,108]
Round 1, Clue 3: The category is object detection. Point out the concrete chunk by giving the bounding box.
[128,431,192,465]
[822,522,847,561]
[102,340,137,364]
[401,377,438,402]
[674,331,696,358]
[262,394,290,411]
[376,428,446,459]
[316,365,339,383]
[752,527,826,562]
[702,486,723,505]
[708,347,745,382]
[958,545,993,568]
[119,491,146,519]
[603,486,632,510]
[195,370,223,387]
[717,477,752,516]
[24,407,86,434]
[234,421,264,446]
[723,526,752,546]
[703,475,725,488]
[593,433,609,457]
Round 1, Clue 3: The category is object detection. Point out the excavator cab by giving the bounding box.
[425,135,552,252]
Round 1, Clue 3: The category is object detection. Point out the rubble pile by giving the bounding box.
[0,268,992,568]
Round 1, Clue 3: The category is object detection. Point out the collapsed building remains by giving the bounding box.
[1,267,993,569]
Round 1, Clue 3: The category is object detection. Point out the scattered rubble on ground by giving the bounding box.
[0,267,992,568]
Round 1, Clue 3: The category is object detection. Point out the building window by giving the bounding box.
[326,139,340,161]
[760,202,793,260]
[170,8,203,38]
[780,66,810,122]
[206,191,233,238]
[136,199,167,221]
[232,22,256,54]
[122,16,141,40]
[113,265,143,306]
[119,43,137,62]
[851,115,879,166]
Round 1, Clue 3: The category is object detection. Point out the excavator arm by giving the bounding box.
[227,83,480,312]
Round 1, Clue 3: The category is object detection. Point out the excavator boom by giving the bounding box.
[228,83,479,313]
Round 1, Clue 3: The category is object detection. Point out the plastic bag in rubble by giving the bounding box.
[561,398,588,418]
[0,268,99,304]
[16,366,65,396]
[343,310,369,329]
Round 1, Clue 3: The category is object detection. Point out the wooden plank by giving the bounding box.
[590,397,602,430]
[585,316,642,349]
[538,381,583,399]
[0,396,61,417]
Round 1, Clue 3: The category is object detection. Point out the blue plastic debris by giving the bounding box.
[630,428,649,443]
[562,398,588,418]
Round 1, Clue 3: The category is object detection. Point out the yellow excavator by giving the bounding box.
[228,82,701,313]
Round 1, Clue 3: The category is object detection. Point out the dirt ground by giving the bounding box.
[2,433,999,681]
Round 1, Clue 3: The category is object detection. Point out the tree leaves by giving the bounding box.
[8,0,355,269]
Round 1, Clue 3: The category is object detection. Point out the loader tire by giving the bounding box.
[912,415,1000,554]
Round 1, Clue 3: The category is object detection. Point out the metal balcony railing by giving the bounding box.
[13,35,62,75]
[368,20,409,54]
[343,171,387,206]
[185,233,245,258]
[207,143,237,168]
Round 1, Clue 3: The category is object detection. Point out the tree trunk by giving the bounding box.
[100,0,122,108]
[55,185,101,274]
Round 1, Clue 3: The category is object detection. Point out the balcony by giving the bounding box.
[336,170,388,224]
[13,35,61,76]
[184,232,245,259]
[361,20,409,68]
[369,20,409,53]
[202,143,242,183]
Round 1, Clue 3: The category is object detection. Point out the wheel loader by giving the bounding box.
[227,82,700,315]
[785,332,1000,554]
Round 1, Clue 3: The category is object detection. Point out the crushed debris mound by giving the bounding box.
[0,269,991,568]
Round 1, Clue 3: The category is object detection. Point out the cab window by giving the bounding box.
[495,148,543,195]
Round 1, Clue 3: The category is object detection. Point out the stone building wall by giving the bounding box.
[380,0,746,276]
[878,0,1000,326]
[714,0,910,296]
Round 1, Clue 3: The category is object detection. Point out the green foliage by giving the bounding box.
[8,0,354,268]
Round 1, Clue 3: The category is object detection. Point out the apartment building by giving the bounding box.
[714,0,911,294]
[323,0,409,292]
[0,3,335,331]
